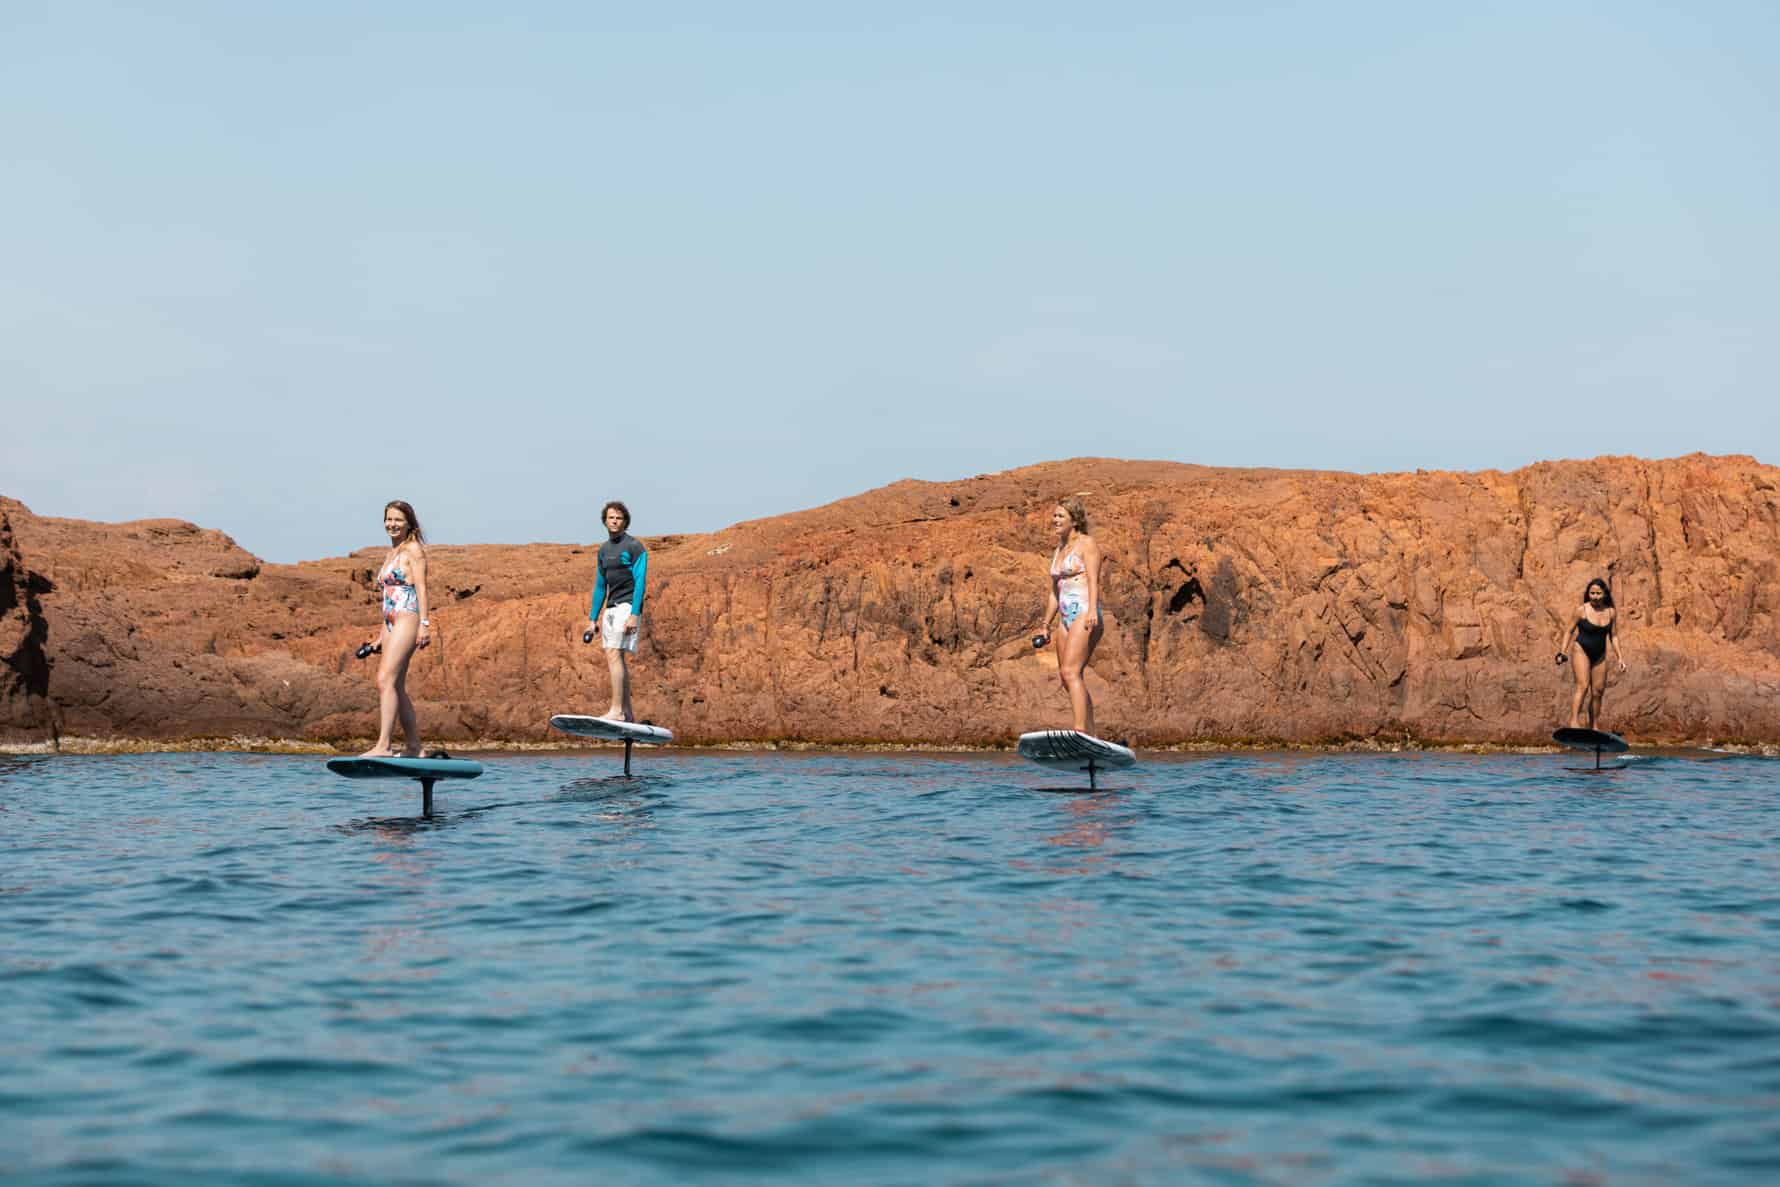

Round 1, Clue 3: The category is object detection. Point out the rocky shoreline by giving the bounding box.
[7,734,1776,760]
[6,453,1779,750]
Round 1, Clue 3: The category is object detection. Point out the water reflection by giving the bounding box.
[0,753,49,790]
[1047,793,1129,851]
[552,774,674,803]
[550,775,672,843]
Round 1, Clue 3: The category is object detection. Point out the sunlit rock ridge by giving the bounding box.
[3,454,1777,749]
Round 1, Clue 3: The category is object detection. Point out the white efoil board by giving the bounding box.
[1017,730,1136,772]
[550,715,674,745]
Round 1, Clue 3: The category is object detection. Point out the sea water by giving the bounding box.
[3,750,1778,1186]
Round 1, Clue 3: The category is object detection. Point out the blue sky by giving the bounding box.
[5,2,1776,562]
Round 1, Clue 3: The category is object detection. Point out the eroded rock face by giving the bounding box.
[6,454,1779,746]
[0,501,56,742]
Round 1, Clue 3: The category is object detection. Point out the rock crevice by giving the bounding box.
[0,501,56,742]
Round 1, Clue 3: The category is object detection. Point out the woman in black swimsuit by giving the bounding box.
[1556,578,1627,729]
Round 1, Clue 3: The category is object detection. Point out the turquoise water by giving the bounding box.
[3,749,1778,1185]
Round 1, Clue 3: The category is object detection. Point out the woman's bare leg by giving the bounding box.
[1056,616,1104,734]
[1568,646,1593,728]
[1587,660,1609,730]
[394,669,420,756]
[365,616,420,755]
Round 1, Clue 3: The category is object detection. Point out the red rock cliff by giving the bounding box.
[5,455,1778,747]
[0,500,56,742]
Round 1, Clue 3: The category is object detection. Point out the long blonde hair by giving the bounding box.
[1057,498,1089,535]
[384,500,425,545]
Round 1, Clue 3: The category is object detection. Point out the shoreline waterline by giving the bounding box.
[3,733,1775,758]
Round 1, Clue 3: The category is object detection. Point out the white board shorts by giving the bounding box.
[598,603,640,653]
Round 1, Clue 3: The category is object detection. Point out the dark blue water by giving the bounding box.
[4,750,1779,1185]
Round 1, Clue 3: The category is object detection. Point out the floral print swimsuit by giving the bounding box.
[1051,545,1100,630]
[378,555,419,633]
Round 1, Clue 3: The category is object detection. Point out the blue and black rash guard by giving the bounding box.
[590,533,648,620]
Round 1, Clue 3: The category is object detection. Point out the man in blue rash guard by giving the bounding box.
[584,500,648,721]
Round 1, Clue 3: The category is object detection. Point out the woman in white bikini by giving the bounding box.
[1033,499,1106,735]
[358,500,431,756]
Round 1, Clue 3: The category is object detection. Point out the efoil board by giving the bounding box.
[550,715,674,744]
[326,756,484,781]
[1552,727,1628,754]
[1017,730,1136,773]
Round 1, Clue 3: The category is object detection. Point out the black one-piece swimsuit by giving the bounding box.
[1575,616,1610,664]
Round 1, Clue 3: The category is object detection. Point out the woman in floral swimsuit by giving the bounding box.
[1033,498,1106,736]
[359,500,431,757]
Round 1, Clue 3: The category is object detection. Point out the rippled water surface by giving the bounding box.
[4,749,1780,1185]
